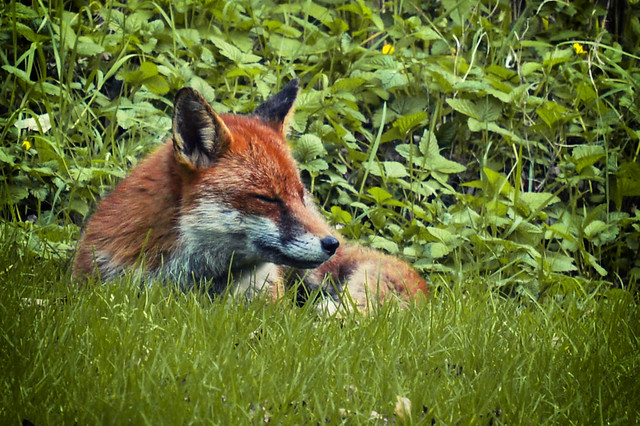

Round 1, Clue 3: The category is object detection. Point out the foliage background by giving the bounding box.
[2,0,640,297]
[2,0,640,296]
[1,0,640,424]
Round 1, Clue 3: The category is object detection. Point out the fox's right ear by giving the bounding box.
[172,88,233,169]
[253,78,300,135]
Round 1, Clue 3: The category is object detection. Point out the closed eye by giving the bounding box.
[253,194,281,205]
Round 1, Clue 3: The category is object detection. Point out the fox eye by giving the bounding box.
[254,194,281,205]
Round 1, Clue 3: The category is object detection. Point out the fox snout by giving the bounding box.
[255,229,339,270]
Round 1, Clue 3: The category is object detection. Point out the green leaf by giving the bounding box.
[143,75,170,95]
[536,101,568,128]
[426,227,456,244]
[393,112,428,135]
[330,206,352,224]
[585,252,607,276]
[544,253,577,273]
[77,36,105,56]
[419,131,466,173]
[425,242,451,258]
[514,192,561,216]
[368,187,393,203]
[210,37,261,64]
[467,118,525,145]
[572,145,605,173]
[369,235,399,254]
[483,168,512,196]
[122,61,158,84]
[382,161,408,178]
[2,65,32,84]
[0,148,16,166]
[188,76,216,103]
[447,98,480,120]
[374,69,408,89]
[296,134,326,162]
[9,186,29,202]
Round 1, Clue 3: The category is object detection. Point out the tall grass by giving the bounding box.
[1,233,638,424]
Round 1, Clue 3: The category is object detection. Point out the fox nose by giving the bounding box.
[320,236,340,256]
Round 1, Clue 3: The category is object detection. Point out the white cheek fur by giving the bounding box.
[162,200,330,284]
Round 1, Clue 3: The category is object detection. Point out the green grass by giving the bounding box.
[2,238,638,424]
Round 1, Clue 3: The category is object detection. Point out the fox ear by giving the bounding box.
[172,88,233,169]
[253,78,300,135]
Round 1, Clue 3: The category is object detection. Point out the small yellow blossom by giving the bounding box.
[382,44,395,55]
[22,140,32,150]
[573,43,586,55]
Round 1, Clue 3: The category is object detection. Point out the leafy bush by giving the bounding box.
[1,0,639,295]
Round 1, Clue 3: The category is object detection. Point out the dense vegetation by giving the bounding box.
[2,0,640,295]
[1,0,639,423]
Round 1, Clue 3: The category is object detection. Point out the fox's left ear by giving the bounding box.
[173,88,233,169]
[253,78,300,135]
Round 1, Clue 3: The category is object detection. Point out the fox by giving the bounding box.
[73,79,427,311]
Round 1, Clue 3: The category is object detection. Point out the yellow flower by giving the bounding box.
[382,44,395,55]
[573,43,586,55]
[22,140,32,150]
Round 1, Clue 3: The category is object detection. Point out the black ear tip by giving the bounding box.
[174,87,199,104]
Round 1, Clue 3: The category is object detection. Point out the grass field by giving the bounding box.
[1,238,638,424]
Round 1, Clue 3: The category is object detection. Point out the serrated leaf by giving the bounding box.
[296,134,326,162]
[572,145,605,173]
[393,112,428,135]
[584,220,607,238]
[0,149,16,165]
[515,192,561,215]
[429,156,466,174]
[419,131,466,173]
[301,158,329,173]
[9,186,29,202]
[467,118,525,145]
[374,69,407,89]
[415,26,441,41]
[210,37,261,64]
[536,101,568,128]
[123,61,158,84]
[382,161,409,178]
[177,28,202,46]
[447,98,480,120]
[68,198,90,216]
[544,253,577,273]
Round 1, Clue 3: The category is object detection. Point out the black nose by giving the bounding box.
[320,236,339,256]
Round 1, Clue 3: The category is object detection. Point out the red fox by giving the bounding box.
[73,79,427,311]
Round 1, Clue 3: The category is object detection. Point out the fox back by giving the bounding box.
[73,79,339,290]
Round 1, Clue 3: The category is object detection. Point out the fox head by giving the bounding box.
[170,79,339,281]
